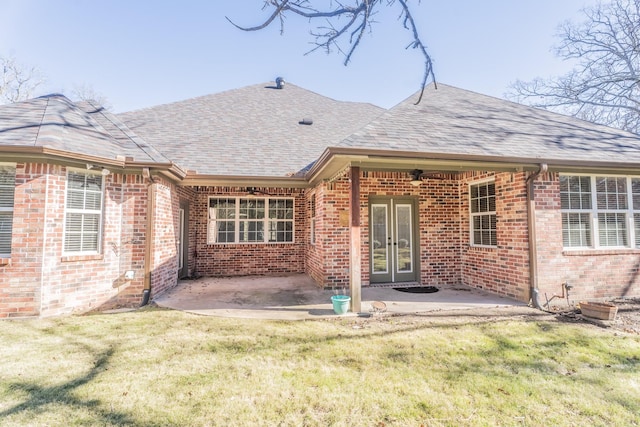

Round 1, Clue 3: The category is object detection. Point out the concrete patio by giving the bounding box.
[152,274,526,320]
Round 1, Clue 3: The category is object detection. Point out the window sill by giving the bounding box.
[61,254,104,262]
[563,248,640,256]
[207,242,296,246]
[0,258,11,266]
[468,245,497,251]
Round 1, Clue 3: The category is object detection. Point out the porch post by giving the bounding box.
[349,166,362,312]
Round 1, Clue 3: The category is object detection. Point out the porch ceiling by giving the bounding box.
[307,148,640,186]
[306,151,542,186]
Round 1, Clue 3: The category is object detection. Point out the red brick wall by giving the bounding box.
[306,169,533,302]
[148,179,197,298]
[414,175,461,286]
[359,170,461,287]
[535,173,640,306]
[459,172,530,301]
[178,185,197,278]
[0,163,46,317]
[39,169,151,316]
[311,174,352,287]
[111,173,150,306]
[7,162,639,317]
[306,169,462,289]
[303,188,324,285]
[148,179,177,297]
[192,187,306,277]
[0,163,156,317]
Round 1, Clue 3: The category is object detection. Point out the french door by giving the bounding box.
[369,197,418,283]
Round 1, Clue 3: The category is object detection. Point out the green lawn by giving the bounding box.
[0,308,639,426]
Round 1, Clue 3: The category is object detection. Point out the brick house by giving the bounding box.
[2,81,640,317]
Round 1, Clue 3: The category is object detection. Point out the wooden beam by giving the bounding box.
[349,166,362,312]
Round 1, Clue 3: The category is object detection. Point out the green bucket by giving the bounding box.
[331,295,351,315]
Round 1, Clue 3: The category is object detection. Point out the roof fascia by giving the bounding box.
[548,164,640,175]
[179,174,309,188]
[306,147,640,183]
[0,146,125,168]
[0,146,185,180]
[124,160,186,181]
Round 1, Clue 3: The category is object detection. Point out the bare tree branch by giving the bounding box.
[397,0,436,104]
[508,0,640,134]
[71,83,112,111]
[228,0,436,103]
[0,55,45,104]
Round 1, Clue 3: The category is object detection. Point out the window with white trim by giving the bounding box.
[208,197,294,244]
[64,170,104,253]
[560,175,640,248]
[310,193,316,245]
[0,165,16,257]
[470,180,497,247]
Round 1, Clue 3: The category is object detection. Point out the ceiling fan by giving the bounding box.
[409,169,447,186]
[246,187,273,196]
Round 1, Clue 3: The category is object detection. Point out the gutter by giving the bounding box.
[304,146,640,186]
[0,146,127,168]
[526,163,548,310]
[124,160,186,181]
[179,174,308,188]
[141,168,156,306]
[0,147,186,181]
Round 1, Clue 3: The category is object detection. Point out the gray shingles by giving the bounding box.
[118,83,385,176]
[0,94,170,163]
[5,83,640,176]
[340,83,640,164]
[0,96,46,147]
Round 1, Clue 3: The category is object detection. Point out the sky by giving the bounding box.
[0,0,597,113]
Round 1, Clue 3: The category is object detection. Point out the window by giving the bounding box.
[310,194,316,245]
[0,165,16,258]
[560,175,592,247]
[64,170,104,253]
[561,175,640,249]
[470,180,497,247]
[208,197,294,244]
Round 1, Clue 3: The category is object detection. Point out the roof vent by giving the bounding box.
[299,118,313,125]
[275,77,285,89]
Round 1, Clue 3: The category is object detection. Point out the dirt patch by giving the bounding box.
[548,298,640,335]
[350,298,640,335]
[592,298,640,335]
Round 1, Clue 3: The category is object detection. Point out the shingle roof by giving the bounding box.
[340,83,640,165]
[4,83,640,178]
[0,94,169,163]
[118,83,385,176]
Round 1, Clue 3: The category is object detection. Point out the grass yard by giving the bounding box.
[0,307,639,426]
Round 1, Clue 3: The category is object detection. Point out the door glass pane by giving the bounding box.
[371,204,388,274]
[396,204,413,273]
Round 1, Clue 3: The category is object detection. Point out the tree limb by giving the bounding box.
[509,0,640,134]
[228,0,436,103]
[0,55,44,104]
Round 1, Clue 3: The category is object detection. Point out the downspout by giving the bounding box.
[141,168,155,306]
[526,163,548,310]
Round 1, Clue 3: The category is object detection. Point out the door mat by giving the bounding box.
[393,286,439,293]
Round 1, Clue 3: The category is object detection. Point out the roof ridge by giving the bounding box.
[82,100,171,163]
[120,81,385,115]
[32,96,49,146]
